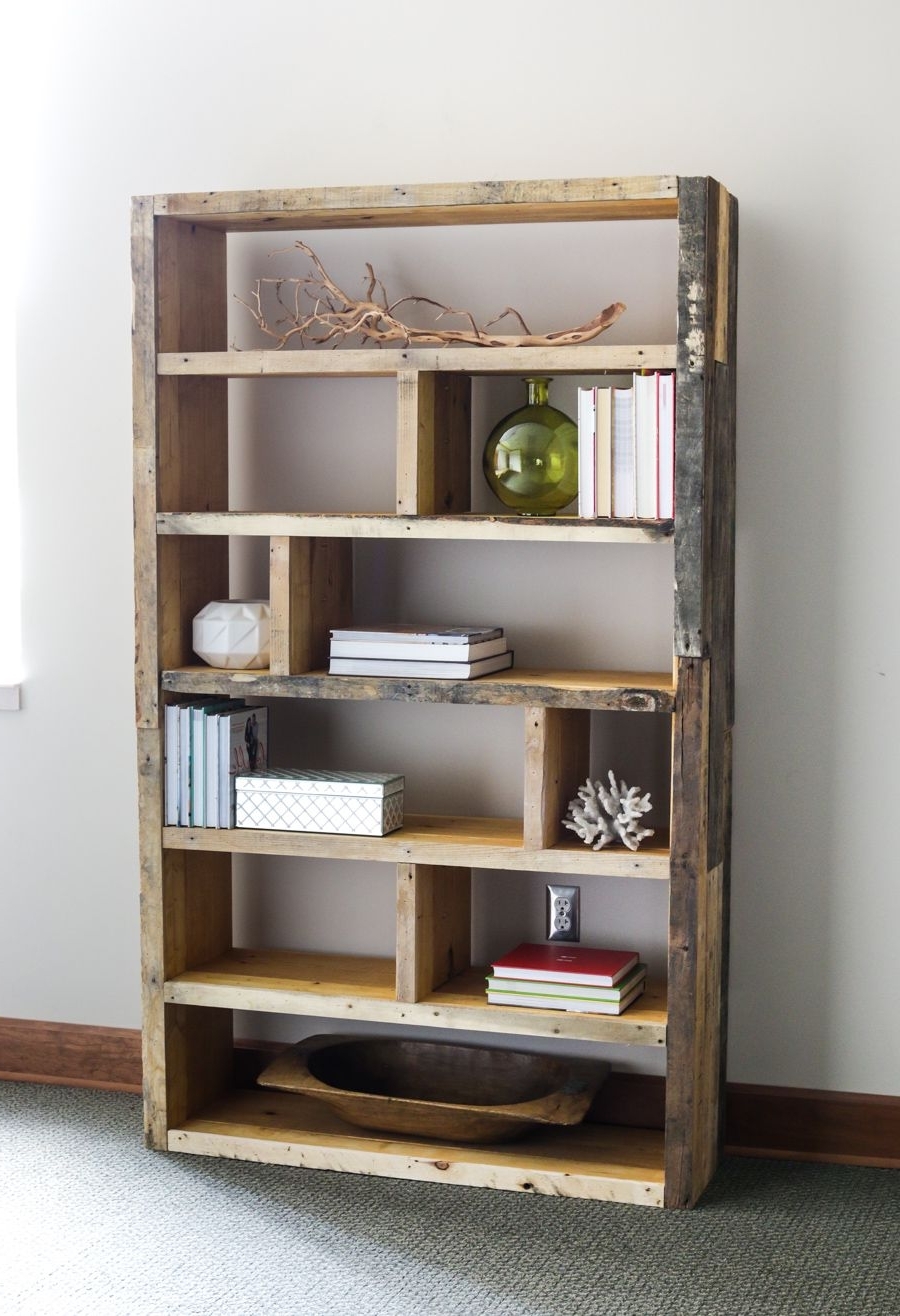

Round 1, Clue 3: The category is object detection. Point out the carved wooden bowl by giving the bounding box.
[257,1034,608,1143]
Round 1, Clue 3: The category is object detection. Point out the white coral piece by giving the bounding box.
[563,771,655,852]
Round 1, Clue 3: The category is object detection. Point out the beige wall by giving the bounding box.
[2,0,898,1095]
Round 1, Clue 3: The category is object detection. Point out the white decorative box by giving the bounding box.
[235,768,404,836]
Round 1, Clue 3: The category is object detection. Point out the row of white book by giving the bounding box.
[328,624,514,680]
[164,698,269,828]
[577,370,675,520]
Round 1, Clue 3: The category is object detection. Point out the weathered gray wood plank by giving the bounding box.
[160,667,677,713]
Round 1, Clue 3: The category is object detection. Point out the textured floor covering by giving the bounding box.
[1,1081,898,1316]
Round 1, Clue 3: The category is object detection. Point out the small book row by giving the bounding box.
[577,371,675,520]
[164,699,268,828]
[486,942,647,1016]
[328,623,513,680]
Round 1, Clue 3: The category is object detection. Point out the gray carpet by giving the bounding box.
[1,1082,898,1316]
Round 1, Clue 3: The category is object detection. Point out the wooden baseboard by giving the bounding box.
[0,1017,143,1094]
[2,1018,897,1168]
[725,1082,900,1169]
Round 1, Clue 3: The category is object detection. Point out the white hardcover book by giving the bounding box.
[594,386,613,519]
[330,635,508,662]
[164,703,180,826]
[190,704,211,827]
[218,706,268,828]
[634,372,659,519]
[577,386,597,518]
[204,700,245,828]
[328,650,513,680]
[611,387,635,518]
[178,704,192,826]
[657,372,675,518]
[329,624,502,645]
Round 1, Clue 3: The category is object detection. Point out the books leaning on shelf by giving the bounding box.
[577,372,675,520]
[328,624,513,680]
[164,698,268,828]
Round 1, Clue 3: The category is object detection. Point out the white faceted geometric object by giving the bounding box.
[192,599,271,670]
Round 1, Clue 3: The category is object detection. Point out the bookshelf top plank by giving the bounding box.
[159,346,677,378]
[150,176,679,230]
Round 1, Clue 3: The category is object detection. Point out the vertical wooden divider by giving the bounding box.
[134,208,233,1148]
[523,707,591,849]
[396,370,471,514]
[665,655,716,1207]
[269,537,353,674]
[396,864,472,1003]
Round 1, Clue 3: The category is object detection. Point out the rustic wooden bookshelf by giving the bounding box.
[132,175,737,1208]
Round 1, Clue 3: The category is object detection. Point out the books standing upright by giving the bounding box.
[218,706,268,827]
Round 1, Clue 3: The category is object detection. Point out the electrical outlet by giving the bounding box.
[546,884,580,942]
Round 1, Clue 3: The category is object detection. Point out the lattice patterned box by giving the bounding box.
[235,768,404,836]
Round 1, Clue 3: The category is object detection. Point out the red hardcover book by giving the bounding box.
[490,943,639,987]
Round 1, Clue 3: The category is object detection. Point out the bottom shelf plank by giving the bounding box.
[168,1088,665,1205]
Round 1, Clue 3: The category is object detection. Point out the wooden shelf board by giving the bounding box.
[162,666,676,713]
[156,511,673,544]
[158,345,677,378]
[162,816,671,879]
[153,176,679,230]
[169,1087,666,1205]
[165,952,667,1046]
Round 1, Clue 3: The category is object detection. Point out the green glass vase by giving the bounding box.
[482,376,578,515]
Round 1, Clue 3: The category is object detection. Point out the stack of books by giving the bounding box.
[577,371,675,520]
[164,698,268,828]
[328,624,514,680]
[486,942,647,1015]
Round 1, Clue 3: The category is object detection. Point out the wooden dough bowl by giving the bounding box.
[257,1034,609,1144]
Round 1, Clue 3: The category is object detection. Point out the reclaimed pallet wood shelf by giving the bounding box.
[158,345,677,377]
[162,820,673,880]
[168,1088,666,1205]
[133,173,736,1209]
[164,953,667,1046]
[156,512,674,543]
[160,667,677,713]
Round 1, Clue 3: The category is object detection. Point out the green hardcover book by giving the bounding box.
[485,963,647,1002]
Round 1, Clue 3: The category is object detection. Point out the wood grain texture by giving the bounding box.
[396,371,472,517]
[159,345,678,378]
[164,955,667,1047]
[163,815,671,879]
[169,1087,666,1204]
[157,510,673,544]
[395,865,471,1002]
[154,176,679,229]
[0,1018,142,1093]
[523,707,590,848]
[132,197,160,730]
[673,176,713,659]
[268,537,353,674]
[664,656,712,1207]
[161,666,676,712]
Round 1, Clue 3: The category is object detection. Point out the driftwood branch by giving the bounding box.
[236,241,625,349]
